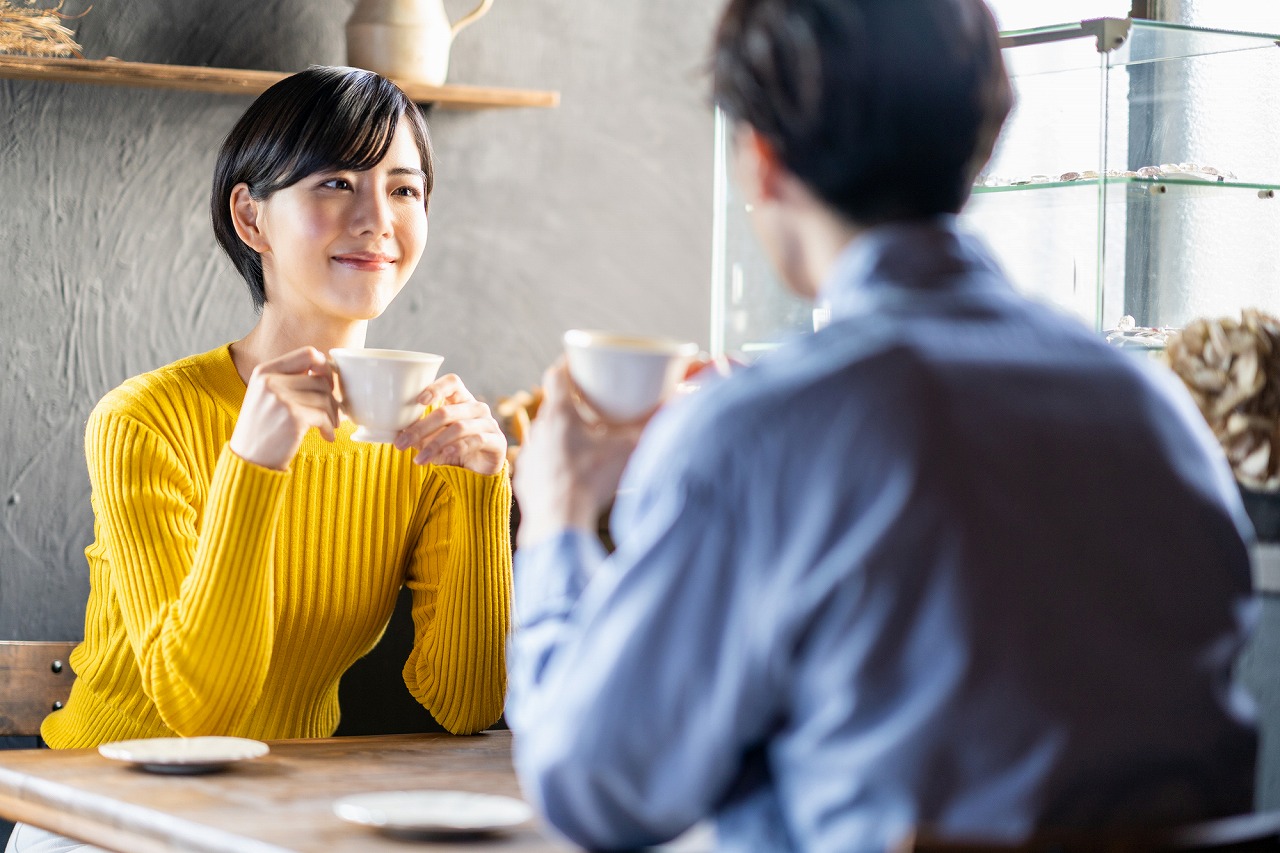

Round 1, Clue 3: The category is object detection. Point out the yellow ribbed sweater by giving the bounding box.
[43,343,512,747]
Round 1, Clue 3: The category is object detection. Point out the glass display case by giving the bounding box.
[710,18,1280,359]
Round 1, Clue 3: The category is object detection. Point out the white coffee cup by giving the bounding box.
[330,348,445,443]
[562,329,700,423]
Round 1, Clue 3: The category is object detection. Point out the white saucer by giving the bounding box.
[333,790,534,838]
[98,736,269,774]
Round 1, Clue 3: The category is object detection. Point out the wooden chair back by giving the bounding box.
[898,810,1280,852]
[0,641,79,737]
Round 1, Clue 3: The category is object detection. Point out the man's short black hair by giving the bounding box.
[211,65,434,312]
[712,0,1012,226]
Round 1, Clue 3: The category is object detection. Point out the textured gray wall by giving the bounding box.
[0,0,718,639]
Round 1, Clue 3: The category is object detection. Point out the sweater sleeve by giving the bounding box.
[401,463,513,734]
[87,407,290,736]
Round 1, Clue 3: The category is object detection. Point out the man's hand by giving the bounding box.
[513,361,645,549]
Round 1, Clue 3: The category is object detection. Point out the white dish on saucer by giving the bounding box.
[333,789,533,838]
[98,736,269,775]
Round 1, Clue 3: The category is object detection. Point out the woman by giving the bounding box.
[8,66,511,853]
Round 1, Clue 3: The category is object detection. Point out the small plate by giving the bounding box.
[98,736,269,775]
[333,790,534,839]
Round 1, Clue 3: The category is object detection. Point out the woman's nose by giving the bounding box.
[352,187,393,236]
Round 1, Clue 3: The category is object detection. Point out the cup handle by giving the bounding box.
[451,0,495,38]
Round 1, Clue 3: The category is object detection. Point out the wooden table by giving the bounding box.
[0,731,667,852]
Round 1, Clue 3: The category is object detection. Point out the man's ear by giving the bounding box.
[229,183,269,253]
[735,125,790,207]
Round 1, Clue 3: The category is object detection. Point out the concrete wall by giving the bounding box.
[0,0,718,640]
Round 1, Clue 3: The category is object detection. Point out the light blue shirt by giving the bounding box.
[506,219,1258,852]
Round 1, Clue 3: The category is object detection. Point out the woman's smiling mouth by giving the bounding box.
[333,252,397,271]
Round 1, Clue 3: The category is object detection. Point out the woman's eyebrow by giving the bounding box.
[389,167,428,181]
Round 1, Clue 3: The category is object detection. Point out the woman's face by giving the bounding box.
[248,120,429,324]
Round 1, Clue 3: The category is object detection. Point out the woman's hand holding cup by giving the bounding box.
[326,348,505,476]
[394,373,508,476]
[230,347,340,471]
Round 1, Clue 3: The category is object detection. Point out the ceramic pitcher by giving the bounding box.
[346,0,496,87]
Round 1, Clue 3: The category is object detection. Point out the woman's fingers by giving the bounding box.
[370,372,509,474]
[395,400,493,448]
[418,373,473,406]
[411,418,488,464]
[260,375,341,425]
[287,392,341,441]
[423,432,490,467]
[230,355,342,470]
[409,415,504,463]
[292,386,341,430]
[255,346,331,377]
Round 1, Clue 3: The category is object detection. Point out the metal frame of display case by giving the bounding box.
[998,17,1133,52]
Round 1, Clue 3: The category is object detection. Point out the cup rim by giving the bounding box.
[563,329,699,357]
[330,347,444,364]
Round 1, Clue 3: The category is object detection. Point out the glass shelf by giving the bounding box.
[1117,21,1280,68]
[1004,19,1280,77]
[975,176,1280,200]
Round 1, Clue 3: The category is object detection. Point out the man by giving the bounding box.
[506,1,1259,851]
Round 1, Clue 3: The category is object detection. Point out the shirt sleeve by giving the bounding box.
[401,464,513,735]
[505,455,779,850]
[88,408,290,736]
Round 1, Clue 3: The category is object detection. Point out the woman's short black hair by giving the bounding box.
[712,0,1012,226]
[211,65,434,311]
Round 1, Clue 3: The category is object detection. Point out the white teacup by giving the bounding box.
[330,348,445,443]
[562,329,700,423]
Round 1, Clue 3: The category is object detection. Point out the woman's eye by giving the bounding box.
[392,185,424,199]
[321,178,352,190]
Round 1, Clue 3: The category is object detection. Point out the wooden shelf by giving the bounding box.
[0,55,560,109]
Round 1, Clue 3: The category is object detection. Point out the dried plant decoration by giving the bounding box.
[1165,309,1280,490]
[495,387,543,473]
[0,1,87,58]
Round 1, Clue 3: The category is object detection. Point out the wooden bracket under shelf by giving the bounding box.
[0,55,560,109]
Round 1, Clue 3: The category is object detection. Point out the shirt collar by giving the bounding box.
[818,216,1010,320]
